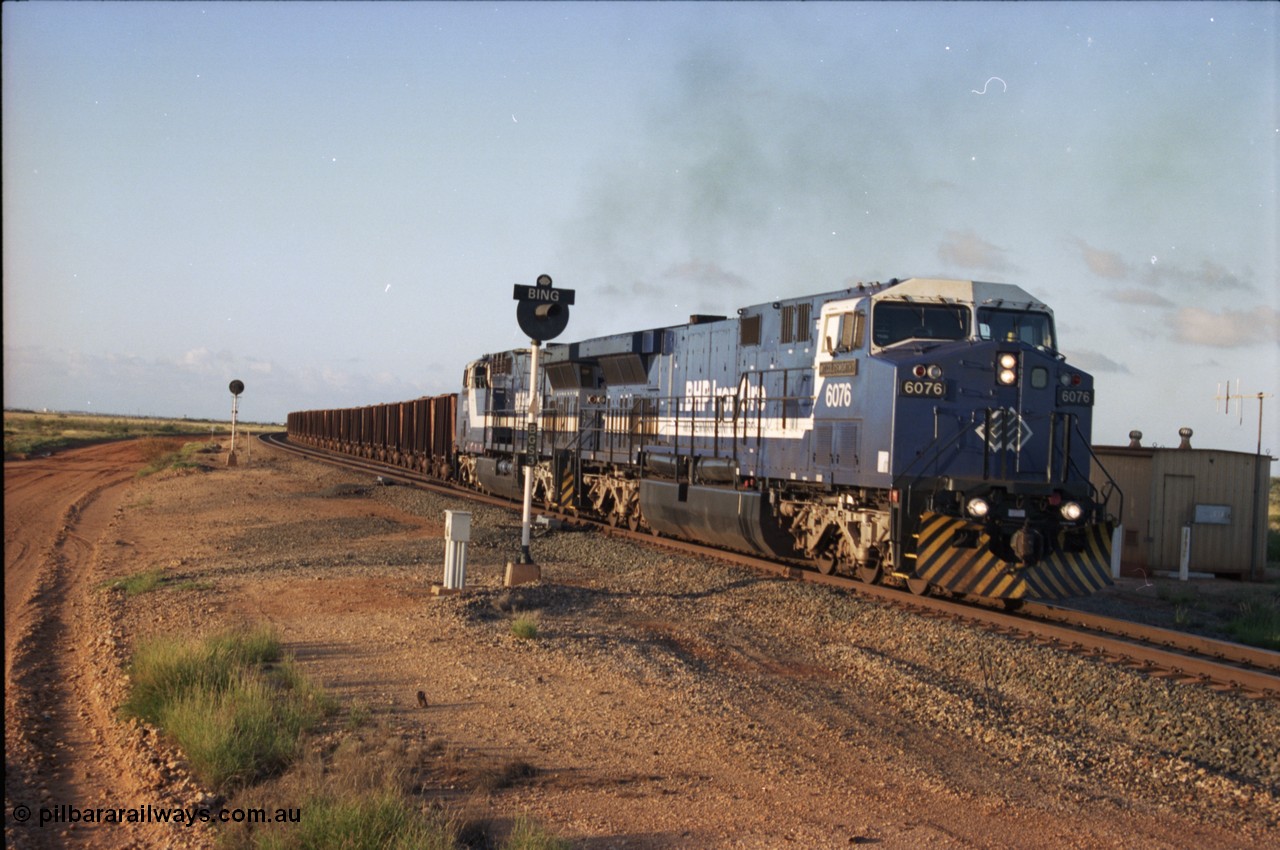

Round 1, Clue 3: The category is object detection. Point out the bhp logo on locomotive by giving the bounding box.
[976,408,1033,451]
[681,379,766,412]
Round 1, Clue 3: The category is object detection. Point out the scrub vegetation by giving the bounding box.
[135,438,219,477]
[1226,597,1280,651]
[100,567,210,597]
[122,627,566,849]
[2,409,255,458]
[121,627,331,791]
[509,614,541,640]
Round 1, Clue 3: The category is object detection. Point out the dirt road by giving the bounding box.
[5,440,208,850]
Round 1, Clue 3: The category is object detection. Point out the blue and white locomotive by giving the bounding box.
[457,277,1115,600]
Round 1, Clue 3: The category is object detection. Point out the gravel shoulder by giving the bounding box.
[6,440,1279,848]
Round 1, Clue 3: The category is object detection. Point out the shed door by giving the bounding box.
[1156,474,1195,570]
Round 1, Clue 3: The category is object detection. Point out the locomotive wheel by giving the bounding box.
[628,514,642,533]
[856,562,883,585]
[817,554,838,576]
[906,576,932,596]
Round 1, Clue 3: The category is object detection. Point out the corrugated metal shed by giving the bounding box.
[1090,429,1273,580]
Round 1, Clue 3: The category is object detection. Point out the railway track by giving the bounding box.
[259,431,1280,699]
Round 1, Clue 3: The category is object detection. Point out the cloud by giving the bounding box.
[1171,307,1280,348]
[660,259,750,291]
[3,345,430,422]
[936,229,1017,273]
[1066,349,1130,374]
[597,278,666,298]
[1142,259,1254,292]
[596,260,749,303]
[560,44,925,295]
[1070,239,1130,280]
[1071,238,1255,294]
[1102,288,1174,307]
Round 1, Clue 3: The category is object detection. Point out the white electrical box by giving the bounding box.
[445,510,472,542]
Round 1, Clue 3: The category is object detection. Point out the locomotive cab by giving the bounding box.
[864,280,1114,599]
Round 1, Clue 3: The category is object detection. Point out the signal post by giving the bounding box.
[510,275,575,582]
[227,379,244,467]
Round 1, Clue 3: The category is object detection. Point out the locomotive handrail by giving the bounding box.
[891,409,974,494]
[1072,417,1125,525]
[621,389,814,484]
[886,412,975,573]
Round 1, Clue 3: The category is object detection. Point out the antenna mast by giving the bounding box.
[1215,380,1273,456]
[1215,381,1275,583]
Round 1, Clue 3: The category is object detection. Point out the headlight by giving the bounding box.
[966,497,990,518]
[996,352,1018,385]
[1060,501,1084,521]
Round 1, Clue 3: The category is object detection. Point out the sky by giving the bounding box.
[3,1,1277,456]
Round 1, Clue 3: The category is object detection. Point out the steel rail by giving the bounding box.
[1021,600,1280,676]
[257,432,519,511]
[259,432,1280,699]
[594,523,1280,699]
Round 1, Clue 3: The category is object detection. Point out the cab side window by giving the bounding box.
[824,311,864,353]
[465,364,489,389]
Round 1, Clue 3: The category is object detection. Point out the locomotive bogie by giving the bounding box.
[774,491,892,577]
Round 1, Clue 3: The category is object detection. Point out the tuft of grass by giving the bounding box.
[251,788,457,850]
[100,568,210,596]
[219,724,566,850]
[475,759,539,793]
[103,568,167,596]
[502,814,572,850]
[121,627,333,790]
[509,615,540,640]
[1156,584,1200,608]
[343,701,373,732]
[1226,598,1280,650]
[137,440,213,477]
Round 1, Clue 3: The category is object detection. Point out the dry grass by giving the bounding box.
[121,627,333,791]
[218,718,561,849]
[3,409,273,459]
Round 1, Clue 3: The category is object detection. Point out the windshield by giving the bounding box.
[872,302,970,347]
[977,308,1055,350]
